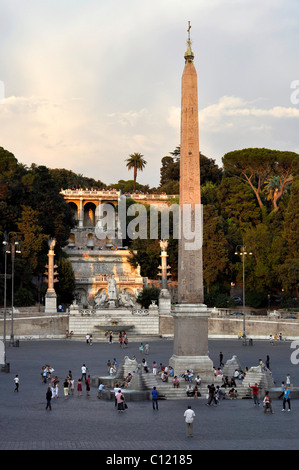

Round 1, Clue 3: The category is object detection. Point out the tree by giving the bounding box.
[17,205,48,272]
[28,165,75,246]
[55,257,76,305]
[222,148,298,212]
[50,168,106,190]
[203,205,230,293]
[222,148,275,210]
[271,151,298,211]
[217,176,261,230]
[125,153,147,192]
[279,169,299,295]
[136,287,160,309]
[159,148,222,194]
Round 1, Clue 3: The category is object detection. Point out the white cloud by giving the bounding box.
[199,95,299,132]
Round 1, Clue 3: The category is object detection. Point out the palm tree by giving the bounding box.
[125,153,147,192]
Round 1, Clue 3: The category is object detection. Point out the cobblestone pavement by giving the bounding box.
[0,337,298,453]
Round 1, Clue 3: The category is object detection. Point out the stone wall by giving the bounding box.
[208,314,299,339]
[0,314,68,339]
[1,311,299,339]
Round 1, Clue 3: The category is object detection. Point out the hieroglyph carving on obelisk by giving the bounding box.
[178,21,204,305]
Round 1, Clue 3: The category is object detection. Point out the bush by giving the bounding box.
[245,291,267,309]
[205,292,235,308]
[136,287,160,309]
[14,288,35,307]
[279,296,299,309]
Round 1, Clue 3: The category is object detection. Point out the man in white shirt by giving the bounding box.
[81,364,87,381]
[14,375,20,392]
[184,405,195,438]
[114,383,121,407]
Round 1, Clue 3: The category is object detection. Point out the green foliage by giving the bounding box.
[203,205,230,292]
[0,142,298,309]
[159,148,222,193]
[55,257,76,305]
[222,147,298,211]
[14,288,35,307]
[204,292,235,308]
[245,291,267,308]
[136,287,160,309]
[50,168,106,190]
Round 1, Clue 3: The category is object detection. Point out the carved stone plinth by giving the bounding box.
[168,304,214,380]
[158,289,171,314]
[45,290,57,314]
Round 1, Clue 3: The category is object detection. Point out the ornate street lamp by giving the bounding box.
[7,234,22,346]
[234,244,253,338]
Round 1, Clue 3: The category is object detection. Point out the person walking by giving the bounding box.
[81,364,87,382]
[282,386,291,412]
[98,382,104,399]
[116,389,125,413]
[278,381,285,400]
[85,375,91,396]
[206,384,218,406]
[152,386,159,410]
[249,383,260,406]
[45,387,52,411]
[69,378,75,396]
[53,376,59,399]
[184,405,195,438]
[263,391,274,414]
[219,351,224,367]
[63,378,69,399]
[77,378,82,396]
[14,375,20,392]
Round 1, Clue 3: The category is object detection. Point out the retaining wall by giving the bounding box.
[0,311,299,340]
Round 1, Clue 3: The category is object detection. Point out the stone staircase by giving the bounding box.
[138,354,277,400]
[95,354,278,401]
[140,370,222,400]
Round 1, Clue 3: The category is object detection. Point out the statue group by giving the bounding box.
[93,275,135,309]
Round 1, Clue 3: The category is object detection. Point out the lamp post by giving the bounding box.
[2,233,22,348]
[234,244,253,338]
[8,236,21,346]
[2,240,9,367]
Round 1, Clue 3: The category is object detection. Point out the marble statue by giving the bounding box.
[94,289,108,307]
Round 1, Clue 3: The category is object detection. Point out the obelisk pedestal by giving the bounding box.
[169,304,214,380]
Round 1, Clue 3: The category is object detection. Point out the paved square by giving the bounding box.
[0,337,298,451]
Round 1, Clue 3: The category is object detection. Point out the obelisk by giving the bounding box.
[169,22,214,379]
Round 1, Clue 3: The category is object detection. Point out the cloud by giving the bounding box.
[107,108,149,127]
[199,96,299,132]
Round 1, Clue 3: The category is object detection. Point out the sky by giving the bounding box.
[0,0,298,188]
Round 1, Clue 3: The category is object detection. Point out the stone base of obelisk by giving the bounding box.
[168,303,214,381]
[158,289,171,314]
[45,290,57,314]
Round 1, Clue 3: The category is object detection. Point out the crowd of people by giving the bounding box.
[37,343,294,417]
[42,363,94,409]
